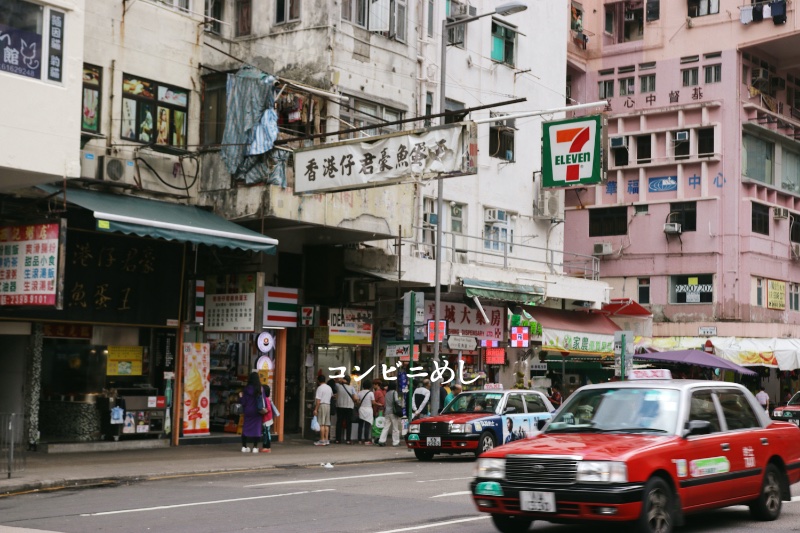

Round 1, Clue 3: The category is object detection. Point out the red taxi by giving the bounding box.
[471,379,800,533]
[772,391,800,426]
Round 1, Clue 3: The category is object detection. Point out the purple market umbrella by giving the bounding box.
[633,349,757,376]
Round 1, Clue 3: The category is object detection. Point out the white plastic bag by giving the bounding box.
[310,415,321,432]
[374,415,386,429]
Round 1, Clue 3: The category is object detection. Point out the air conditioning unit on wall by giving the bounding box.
[792,243,800,260]
[104,156,136,183]
[610,136,628,149]
[664,222,682,234]
[348,280,375,303]
[773,207,789,220]
[593,242,613,256]
[79,150,102,179]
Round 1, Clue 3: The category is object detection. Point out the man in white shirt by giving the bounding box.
[313,375,333,445]
[412,379,431,419]
[755,387,770,411]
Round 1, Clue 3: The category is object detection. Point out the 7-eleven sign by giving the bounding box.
[510,326,530,348]
[541,115,602,188]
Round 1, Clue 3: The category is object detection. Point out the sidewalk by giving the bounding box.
[0,437,413,497]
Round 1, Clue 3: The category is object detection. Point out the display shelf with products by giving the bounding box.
[208,340,246,433]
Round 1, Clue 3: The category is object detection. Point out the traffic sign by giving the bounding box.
[447,335,477,351]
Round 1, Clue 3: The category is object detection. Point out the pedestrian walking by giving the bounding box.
[373,379,386,417]
[239,372,264,453]
[378,381,402,447]
[313,374,333,446]
[356,379,375,444]
[549,385,563,408]
[756,386,770,411]
[261,385,274,453]
[444,383,462,410]
[412,379,431,420]
[335,375,357,444]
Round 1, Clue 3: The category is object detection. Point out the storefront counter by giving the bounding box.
[40,398,102,442]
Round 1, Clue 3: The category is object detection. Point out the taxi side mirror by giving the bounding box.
[504,407,517,414]
[683,419,712,438]
[537,418,548,430]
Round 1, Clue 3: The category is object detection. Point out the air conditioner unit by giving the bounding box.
[103,156,136,182]
[449,3,477,19]
[79,150,102,180]
[593,242,613,256]
[675,130,689,142]
[535,190,560,218]
[624,11,636,21]
[773,207,790,220]
[663,222,682,234]
[792,243,800,260]
[752,68,770,83]
[348,280,375,303]
[610,136,628,149]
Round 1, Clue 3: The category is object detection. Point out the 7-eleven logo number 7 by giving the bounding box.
[551,120,597,183]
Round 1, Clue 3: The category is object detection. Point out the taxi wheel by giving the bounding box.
[749,463,782,521]
[491,514,533,533]
[475,431,496,458]
[414,449,434,461]
[635,477,673,533]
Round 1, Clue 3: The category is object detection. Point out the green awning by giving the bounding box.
[40,185,278,254]
[461,278,545,304]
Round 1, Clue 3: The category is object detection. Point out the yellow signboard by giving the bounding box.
[107,346,143,376]
[768,279,786,310]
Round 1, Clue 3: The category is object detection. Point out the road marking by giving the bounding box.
[79,489,334,516]
[416,476,473,483]
[431,491,472,498]
[373,516,489,533]
[244,471,411,487]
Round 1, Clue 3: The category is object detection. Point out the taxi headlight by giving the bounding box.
[409,424,420,434]
[475,458,506,479]
[576,461,628,483]
[773,410,781,417]
[450,423,466,433]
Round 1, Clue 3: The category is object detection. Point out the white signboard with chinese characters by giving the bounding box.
[0,221,65,307]
[424,300,504,344]
[204,293,256,332]
[543,328,615,357]
[293,122,477,194]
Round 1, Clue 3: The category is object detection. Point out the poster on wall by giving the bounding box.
[204,293,256,332]
[182,343,210,436]
[106,346,143,376]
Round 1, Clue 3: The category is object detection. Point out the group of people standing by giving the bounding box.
[239,372,280,454]
[313,375,390,446]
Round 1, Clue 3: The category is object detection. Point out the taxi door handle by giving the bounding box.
[721,443,730,451]
[761,437,769,446]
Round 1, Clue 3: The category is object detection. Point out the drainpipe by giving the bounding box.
[107,60,115,152]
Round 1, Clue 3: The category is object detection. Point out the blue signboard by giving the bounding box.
[648,176,678,193]
[0,23,43,80]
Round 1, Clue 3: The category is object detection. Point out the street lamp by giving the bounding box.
[430,2,528,415]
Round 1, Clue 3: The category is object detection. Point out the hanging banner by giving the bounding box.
[182,343,210,436]
[293,122,478,194]
[542,328,614,357]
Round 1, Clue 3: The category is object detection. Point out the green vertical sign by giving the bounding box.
[541,115,602,188]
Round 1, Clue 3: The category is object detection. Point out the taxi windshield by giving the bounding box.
[545,387,679,434]
[442,392,503,414]
[788,393,800,406]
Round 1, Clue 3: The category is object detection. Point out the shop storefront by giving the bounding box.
[0,186,278,448]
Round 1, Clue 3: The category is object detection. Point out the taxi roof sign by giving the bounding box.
[542,115,603,188]
[628,368,672,380]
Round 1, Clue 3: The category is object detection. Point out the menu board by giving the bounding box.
[107,346,143,376]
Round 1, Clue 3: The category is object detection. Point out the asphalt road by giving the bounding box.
[1,456,799,533]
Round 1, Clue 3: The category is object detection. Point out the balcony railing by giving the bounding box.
[406,225,599,280]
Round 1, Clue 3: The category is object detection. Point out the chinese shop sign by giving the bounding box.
[542,329,615,357]
[293,122,477,194]
[0,221,65,307]
[328,308,373,345]
[0,229,182,326]
[424,299,505,345]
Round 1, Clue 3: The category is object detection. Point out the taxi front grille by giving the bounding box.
[418,422,451,436]
[505,457,578,486]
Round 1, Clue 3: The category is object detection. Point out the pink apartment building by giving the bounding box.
[563,0,800,396]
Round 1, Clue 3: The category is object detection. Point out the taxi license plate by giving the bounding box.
[426,437,441,447]
[520,491,556,513]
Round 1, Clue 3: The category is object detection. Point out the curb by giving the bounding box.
[0,454,414,498]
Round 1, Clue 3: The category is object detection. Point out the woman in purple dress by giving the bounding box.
[239,372,264,453]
